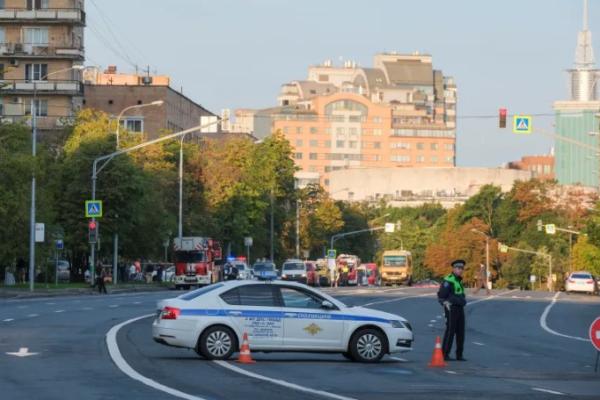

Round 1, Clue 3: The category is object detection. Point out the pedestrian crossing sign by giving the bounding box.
[512,115,532,134]
[85,200,103,218]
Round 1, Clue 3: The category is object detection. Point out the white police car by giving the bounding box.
[152,280,413,363]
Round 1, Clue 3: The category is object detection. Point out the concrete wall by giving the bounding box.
[328,167,533,202]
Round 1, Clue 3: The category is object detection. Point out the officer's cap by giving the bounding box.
[451,259,466,269]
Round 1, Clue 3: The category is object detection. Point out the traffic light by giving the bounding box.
[499,108,507,128]
[88,220,98,244]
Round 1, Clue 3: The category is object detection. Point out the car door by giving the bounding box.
[275,285,346,350]
[219,284,284,348]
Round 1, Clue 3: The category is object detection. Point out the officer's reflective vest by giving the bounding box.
[444,274,464,295]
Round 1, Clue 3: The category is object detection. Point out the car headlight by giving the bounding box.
[301,273,307,277]
[282,274,287,278]
[382,272,388,277]
[390,320,407,329]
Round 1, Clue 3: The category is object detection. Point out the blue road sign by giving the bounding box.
[513,115,532,134]
[85,200,103,218]
[327,249,336,259]
[56,239,64,250]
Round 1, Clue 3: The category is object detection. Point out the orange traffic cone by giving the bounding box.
[237,332,255,364]
[428,336,447,368]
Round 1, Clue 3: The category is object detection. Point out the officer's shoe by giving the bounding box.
[456,356,467,361]
[444,355,454,361]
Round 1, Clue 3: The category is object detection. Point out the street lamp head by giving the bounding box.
[151,100,164,106]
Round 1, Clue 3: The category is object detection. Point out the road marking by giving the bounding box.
[362,293,435,306]
[215,360,357,400]
[532,387,564,395]
[540,292,590,342]
[2,318,14,322]
[428,324,434,328]
[445,370,458,374]
[436,315,442,319]
[27,314,38,318]
[54,310,65,313]
[429,319,436,323]
[389,356,408,362]
[466,289,519,307]
[6,347,38,357]
[109,305,119,308]
[473,342,485,346]
[106,314,208,400]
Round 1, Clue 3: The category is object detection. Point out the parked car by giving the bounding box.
[281,259,307,284]
[232,260,252,280]
[55,260,71,283]
[565,271,597,295]
[251,261,277,280]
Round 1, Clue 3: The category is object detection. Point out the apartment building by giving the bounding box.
[0,0,85,131]
[507,154,555,180]
[246,52,457,186]
[83,66,216,139]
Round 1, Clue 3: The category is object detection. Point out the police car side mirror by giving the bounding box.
[321,300,334,310]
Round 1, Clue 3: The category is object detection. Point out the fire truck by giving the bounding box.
[173,237,222,289]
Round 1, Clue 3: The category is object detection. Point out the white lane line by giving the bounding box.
[215,360,357,400]
[389,356,408,362]
[107,314,208,400]
[466,289,519,307]
[3,318,14,322]
[429,319,436,323]
[428,324,434,328]
[540,292,590,342]
[54,310,65,313]
[27,314,38,317]
[473,342,485,346]
[532,387,564,395]
[445,370,458,375]
[436,315,442,319]
[362,292,435,306]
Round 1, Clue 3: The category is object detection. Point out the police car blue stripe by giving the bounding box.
[179,308,392,324]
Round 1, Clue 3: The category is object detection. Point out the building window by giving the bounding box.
[445,156,454,163]
[0,28,4,44]
[373,129,382,136]
[282,127,289,134]
[325,128,331,135]
[373,141,381,149]
[296,139,303,147]
[391,155,410,163]
[309,139,318,147]
[324,100,368,116]
[373,155,381,161]
[295,152,303,160]
[325,166,332,172]
[349,141,358,149]
[430,143,439,150]
[0,63,4,80]
[310,127,318,134]
[417,142,424,150]
[416,155,425,163]
[27,0,50,9]
[444,143,454,151]
[296,126,303,134]
[391,142,410,149]
[324,179,330,186]
[120,117,143,132]
[335,127,345,135]
[308,166,318,172]
[23,27,49,45]
[373,116,382,124]
[25,63,48,81]
[318,74,328,82]
[336,140,345,148]
[309,153,318,160]
[25,99,48,116]
[543,165,552,174]
[324,140,331,148]
[431,156,438,163]
[349,127,358,136]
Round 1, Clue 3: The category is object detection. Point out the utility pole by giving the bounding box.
[295,198,300,259]
[270,190,274,261]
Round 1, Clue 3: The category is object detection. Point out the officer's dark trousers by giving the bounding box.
[442,305,465,358]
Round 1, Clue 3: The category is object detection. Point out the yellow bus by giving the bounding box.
[380,250,413,286]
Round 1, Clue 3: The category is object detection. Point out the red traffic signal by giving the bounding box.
[499,108,507,128]
[88,221,97,230]
[88,220,98,243]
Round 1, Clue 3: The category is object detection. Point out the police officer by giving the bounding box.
[437,259,467,361]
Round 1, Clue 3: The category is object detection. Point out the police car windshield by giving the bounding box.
[233,262,246,270]
[253,263,274,271]
[175,252,205,263]
[283,263,304,271]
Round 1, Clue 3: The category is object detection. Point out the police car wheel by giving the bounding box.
[197,326,237,360]
[350,329,386,363]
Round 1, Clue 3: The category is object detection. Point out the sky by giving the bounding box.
[85,0,595,167]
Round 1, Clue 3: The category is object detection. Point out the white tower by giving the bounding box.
[569,0,599,101]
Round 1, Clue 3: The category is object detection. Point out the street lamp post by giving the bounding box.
[28,65,84,291]
[115,100,164,149]
[471,228,490,288]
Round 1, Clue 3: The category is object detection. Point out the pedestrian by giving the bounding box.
[128,262,136,281]
[97,268,108,294]
[437,259,467,361]
[473,263,491,295]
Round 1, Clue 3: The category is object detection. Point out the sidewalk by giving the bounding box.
[0,283,172,299]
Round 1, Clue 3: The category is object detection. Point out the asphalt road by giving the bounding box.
[1,286,599,399]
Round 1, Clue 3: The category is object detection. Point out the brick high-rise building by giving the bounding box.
[244,52,457,187]
[0,0,85,132]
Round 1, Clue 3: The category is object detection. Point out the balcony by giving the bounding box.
[0,43,84,59]
[0,8,85,25]
[0,79,82,95]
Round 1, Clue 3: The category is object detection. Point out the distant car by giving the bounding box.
[223,263,239,281]
[55,260,71,283]
[412,279,440,289]
[565,271,597,295]
[305,261,319,286]
[153,280,414,362]
[162,266,176,282]
[252,261,277,280]
[232,261,252,280]
[281,260,307,284]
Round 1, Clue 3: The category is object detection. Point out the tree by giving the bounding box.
[458,185,502,234]
[572,235,600,276]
